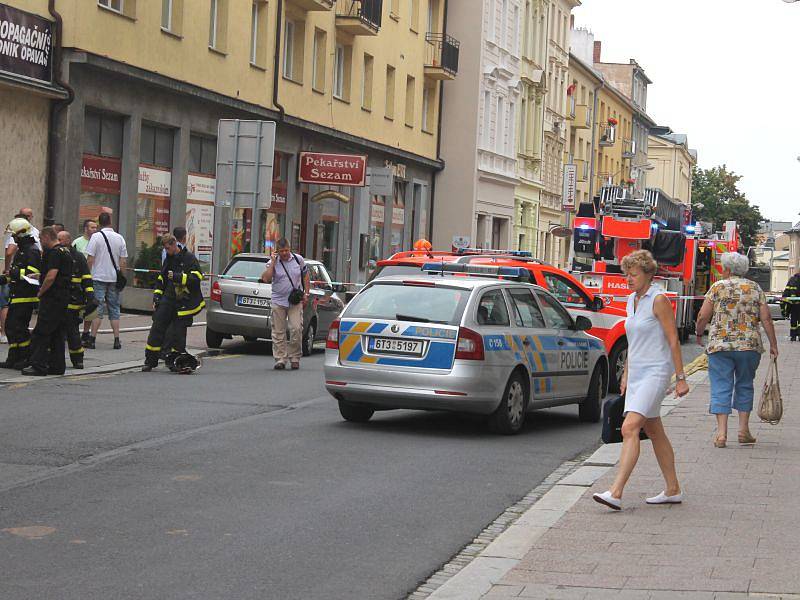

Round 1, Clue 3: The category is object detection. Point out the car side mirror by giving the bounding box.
[590,297,604,312]
[574,315,593,331]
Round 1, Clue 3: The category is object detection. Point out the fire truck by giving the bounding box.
[571,185,739,342]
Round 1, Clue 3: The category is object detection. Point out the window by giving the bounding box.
[209,0,218,47]
[509,289,546,328]
[427,0,437,33]
[333,43,352,101]
[283,19,305,82]
[390,0,400,18]
[189,134,217,175]
[518,97,527,154]
[162,0,172,29]
[385,65,396,119]
[488,0,496,42]
[512,5,519,53]
[405,75,415,127]
[362,53,374,110]
[536,292,573,330]
[482,90,491,147]
[507,101,515,154]
[495,96,504,153]
[422,83,435,132]
[141,124,174,168]
[84,111,124,158]
[345,283,469,326]
[543,273,591,308]
[476,290,510,327]
[409,0,419,31]
[250,1,268,67]
[99,0,123,13]
[208,0,228,51]
[312,28,327,92]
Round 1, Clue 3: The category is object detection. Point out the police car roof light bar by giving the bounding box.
[421,262,530,280]
[455,248,533,258]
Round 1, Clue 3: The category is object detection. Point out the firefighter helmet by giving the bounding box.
[5,218,32,238]
[413,238,432,251]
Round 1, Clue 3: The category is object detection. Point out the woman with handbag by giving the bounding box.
[695,252,779,447]
[593,250,689,511]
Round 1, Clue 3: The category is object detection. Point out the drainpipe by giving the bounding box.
[587,79,604,207]
[46,0,75,226]
[272,0,286,121]
[427,0,448,243]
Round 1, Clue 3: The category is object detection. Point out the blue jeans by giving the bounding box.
[0,283,9,309]
[708,351,761,414]
[94,281,121,320]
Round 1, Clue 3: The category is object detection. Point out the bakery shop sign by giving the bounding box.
[298,152,367,187]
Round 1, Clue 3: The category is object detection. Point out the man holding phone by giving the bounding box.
[260,238,310,370]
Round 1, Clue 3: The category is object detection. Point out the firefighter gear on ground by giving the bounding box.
[782,273,800,341]
[0,233,41,369]
[24,244,73,376]
[65,245,95,368]
[143,247,204,371]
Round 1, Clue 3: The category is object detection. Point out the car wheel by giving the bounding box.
[206,327,224,349]
[488,372,528,435]
[579,363,605,423]
[608,339,628,394]
[302,320,316,357]
[338,399,374,423]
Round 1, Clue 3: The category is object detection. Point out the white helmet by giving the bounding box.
[5,218,32,238]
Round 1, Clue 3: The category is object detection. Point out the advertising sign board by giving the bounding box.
[0,4,53,84]
[299,152,367,187]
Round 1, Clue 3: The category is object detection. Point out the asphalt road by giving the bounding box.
[0,341,705,600]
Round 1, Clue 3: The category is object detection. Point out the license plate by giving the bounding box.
[369,337,424,356]
[237,295,270,308]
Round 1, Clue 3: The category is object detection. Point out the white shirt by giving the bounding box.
[86,228,128,283]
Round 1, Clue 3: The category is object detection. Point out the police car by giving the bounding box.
[324,264,608,434]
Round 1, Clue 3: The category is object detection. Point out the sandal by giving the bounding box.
[714,433,727,448]
[738,432,757,445]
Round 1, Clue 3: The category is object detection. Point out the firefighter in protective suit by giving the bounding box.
[58,231,95,369]
[782,269,800,341]
[0,218,41,369]
[142,234,204,373]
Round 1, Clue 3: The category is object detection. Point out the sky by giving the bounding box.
[572,0,800,224]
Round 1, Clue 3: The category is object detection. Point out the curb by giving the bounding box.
[414,369,709,600]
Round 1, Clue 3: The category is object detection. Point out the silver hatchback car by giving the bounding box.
[324,270,608,434]
[206,253,346,355]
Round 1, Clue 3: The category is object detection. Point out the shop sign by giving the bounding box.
[138,165,171,243]
[270,180,287,214]
[369,167,394,196]
[138,166,171,197]
[187,173,216,203]
[0,4,53,84]
[392,207,404,226]
[370,202,384,224]
[185,180,214,296]
[81,155,121,195]
[562,164,577,211]
[384,160,407,180]
[299,152,367,187]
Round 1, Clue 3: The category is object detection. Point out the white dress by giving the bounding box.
[624,286,674,418]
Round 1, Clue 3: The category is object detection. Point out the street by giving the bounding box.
[0,340,613,600]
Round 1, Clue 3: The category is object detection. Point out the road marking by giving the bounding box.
[2,526,57,539]
[165,529,189,536]
[172,474,203,481]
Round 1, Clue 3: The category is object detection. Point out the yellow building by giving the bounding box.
[648,129,696,204]
[3,0,457,291]
[565,52,601,206]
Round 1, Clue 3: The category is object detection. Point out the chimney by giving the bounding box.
[593,41,602,63]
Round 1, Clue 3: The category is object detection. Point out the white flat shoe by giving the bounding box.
[592,490,622,511]
[646,491,683,505]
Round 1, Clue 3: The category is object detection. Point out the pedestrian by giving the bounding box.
[0,218,42,369]
[58,230,94,370]
[142,234,204,372]
[85,211,127,350]
[73,219,98,343]
[695,252,779,447]
[781,268,800,342]
[22,227,73,376]
[593,250,689,511]
[260,238,310,371]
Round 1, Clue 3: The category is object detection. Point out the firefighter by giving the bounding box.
[142,234,204,373]
[0,218,42,369]
[22,227,73,376]
[58,231,95,369]
[782,269,800,341]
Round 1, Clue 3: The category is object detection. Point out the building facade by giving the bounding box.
[434,0,521,252]
[5,0,459,304]
[648,129,697,204]
[564,51,600,207]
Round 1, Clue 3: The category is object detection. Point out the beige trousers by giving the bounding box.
[271,303,303,363]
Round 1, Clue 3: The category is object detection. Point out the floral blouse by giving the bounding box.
[706,277,766,354]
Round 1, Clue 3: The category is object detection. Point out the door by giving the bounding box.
[507,287,553,403]
[474,288,515,377]
[535,291,588,400]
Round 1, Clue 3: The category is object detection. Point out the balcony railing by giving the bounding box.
[599,125,616,147]
[622,138,636,158]
[572,104,591,129]
[424,32,460,80]
[336,0,382,35]
[565,95,576,120]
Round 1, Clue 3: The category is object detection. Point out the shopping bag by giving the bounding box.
[757,357,783,425]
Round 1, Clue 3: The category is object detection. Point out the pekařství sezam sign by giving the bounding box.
[298,152,367,187]
[0,4,53,84]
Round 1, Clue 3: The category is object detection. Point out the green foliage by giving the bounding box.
[691,165,764,249]
[134,241,162,289]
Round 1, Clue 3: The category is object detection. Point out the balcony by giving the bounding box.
[336,0,382,36]
[424,33,460,80]
[599,125,616,147]
[565,95,575,120]
[572,104,591,129]
[622,138,637,158]
[289,0,334,11]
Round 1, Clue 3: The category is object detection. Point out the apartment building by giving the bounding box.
[3,0,458,301]
[564,51,600,208]
[648,127,697,204]
[434,0,521,252]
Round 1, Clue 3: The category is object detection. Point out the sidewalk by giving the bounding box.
[436,322,799,600]
[0,310,208,384]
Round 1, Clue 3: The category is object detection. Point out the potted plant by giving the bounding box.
[607,117,618,126]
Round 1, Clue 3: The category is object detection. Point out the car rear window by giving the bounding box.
[224,258,268,280]
[344,282,469,325]
[369,264,424,280]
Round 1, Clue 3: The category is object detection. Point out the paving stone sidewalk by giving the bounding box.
[485,328,800,599]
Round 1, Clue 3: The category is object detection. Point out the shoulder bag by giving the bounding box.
[279,254,305,305]
[100,231,127,291]
[757,357,783,425]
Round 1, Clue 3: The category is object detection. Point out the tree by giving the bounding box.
[691,165,764,249]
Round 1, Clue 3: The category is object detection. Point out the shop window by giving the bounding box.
[84,111,123,158]
[361,53,374,111]
[250,0,268,68]
[209,0,228,52]
[189,134,217,175]
[385,65,395,120]
[390,182,407,254]
[333,42,352,101]
[368,196,385,275]
[405,75,415,128]
[312,28,327,93]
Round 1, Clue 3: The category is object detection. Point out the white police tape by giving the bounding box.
[124,267,364,288]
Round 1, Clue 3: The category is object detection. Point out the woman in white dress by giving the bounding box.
[593,250,689,510]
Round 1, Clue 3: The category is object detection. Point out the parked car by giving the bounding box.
[206,253,346,355]
[766,295,786,321]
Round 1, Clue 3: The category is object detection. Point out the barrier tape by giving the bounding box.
[598,294,800,302]
[123,267,364,288]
